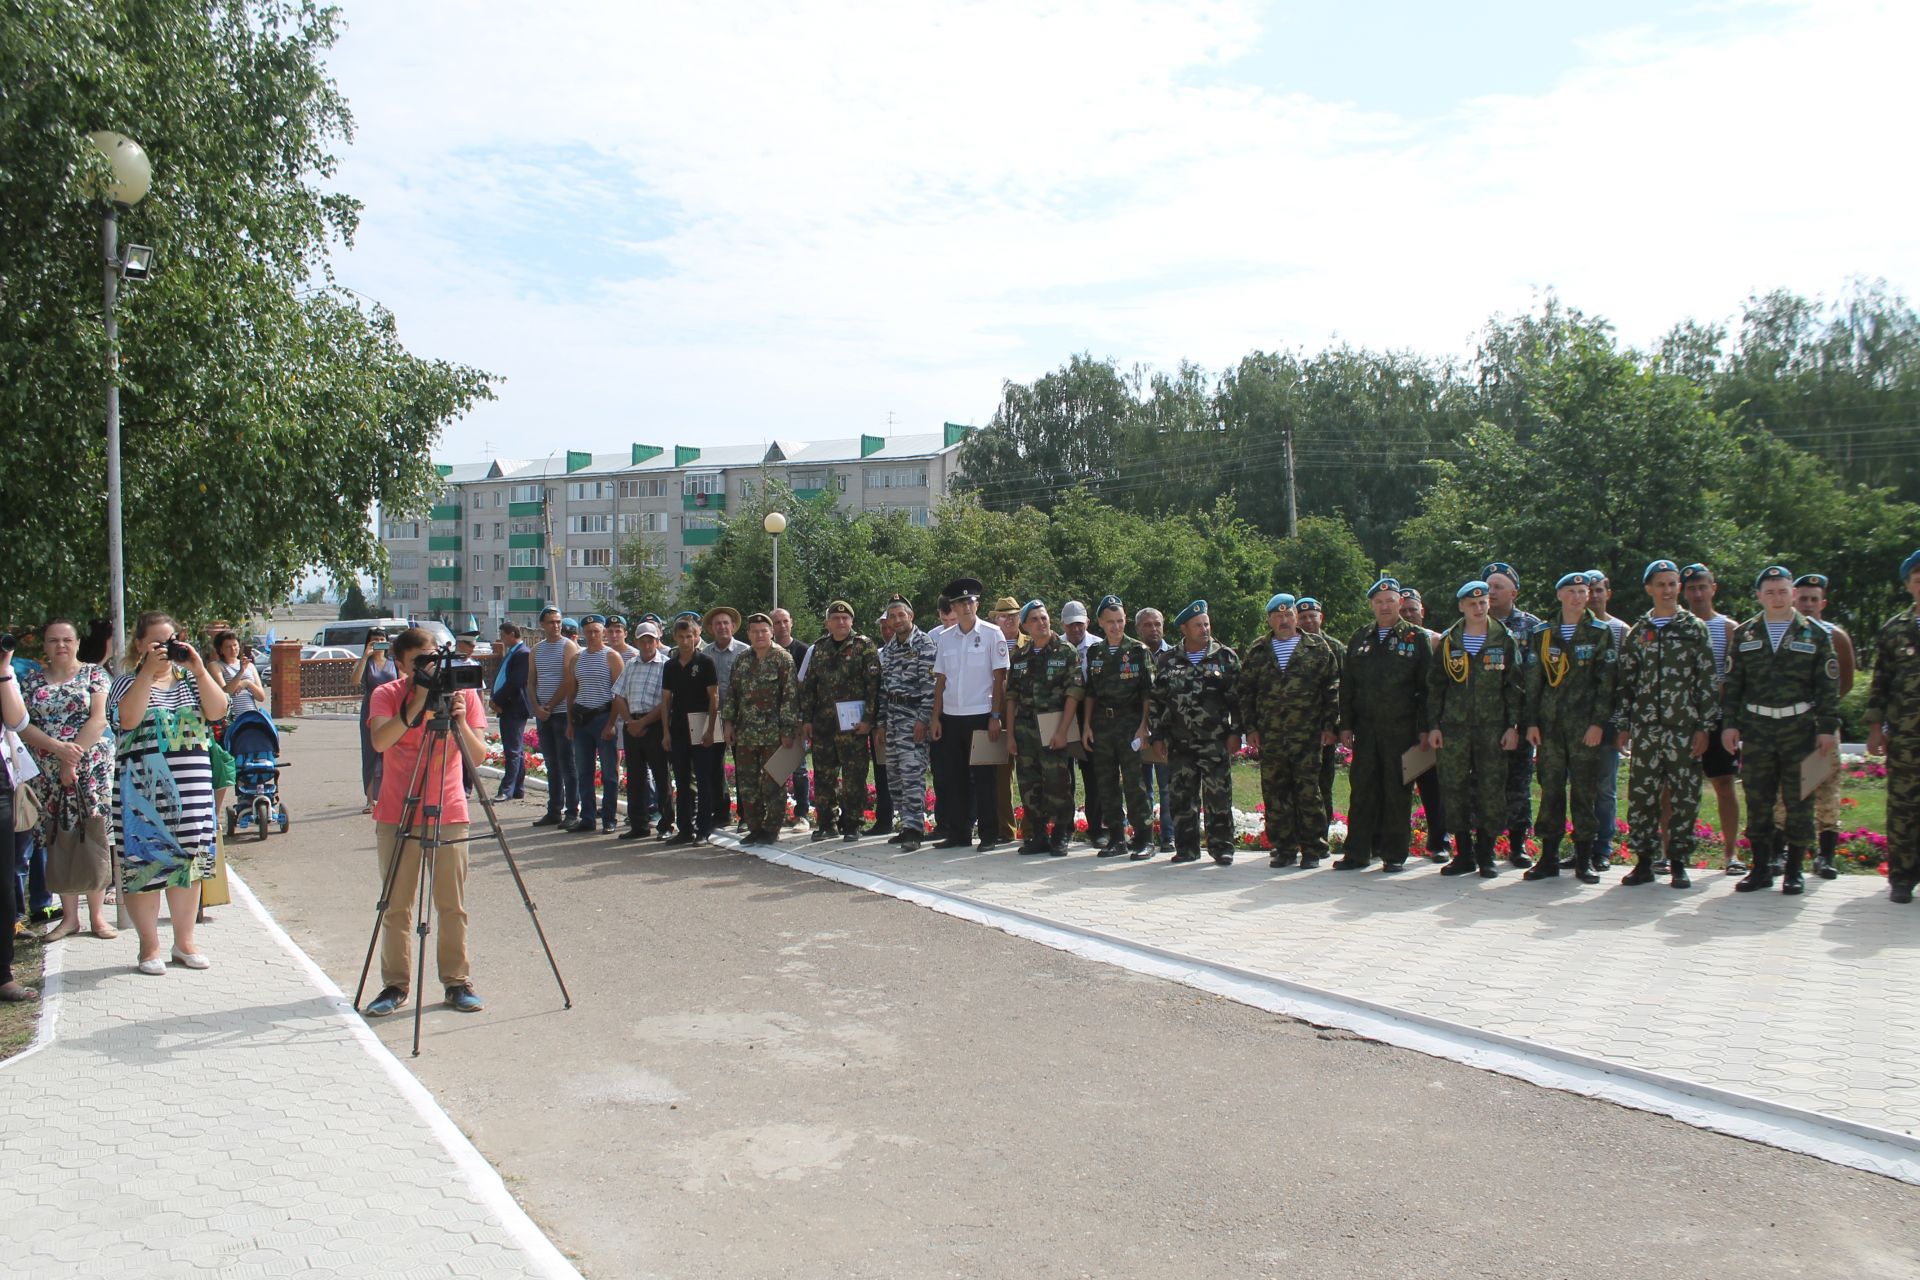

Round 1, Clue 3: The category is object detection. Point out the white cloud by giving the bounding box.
[319,0,1920,459]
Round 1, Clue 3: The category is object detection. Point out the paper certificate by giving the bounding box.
[970,729,1010,765]
[1401,743,1437,785]
[686,711,711,742]
[1142,739,1168,764]
[1035,710,1066,749]
[1800,747,1838,800]
[764,739,806,784]
[836,700,866,732]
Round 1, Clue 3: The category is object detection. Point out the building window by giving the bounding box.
[509,517,542,536]
[836,473,847,493]
[510,548,545,568]
[493,491,502,507]
[566,514,611,535]
[492,522,503,540]
[471,554,484,572]
[493,586,505,600]
[619,511,667,534]
[390,552,419,571]
[509,484,543,504]
[789,470,824,490]
[567,547,613,568]
[864,467,928,490]
[426,554,458,570]
[566,579,606,602]
[740,478,755,500]
[493,554,505,571]
[619,478,669,499]
[389,581,421,601]
[568,480,612,501]
[383,520,421,540]
[472,584,486,602]
[682,473,722,496]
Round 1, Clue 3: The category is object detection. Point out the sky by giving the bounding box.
[317,0,1919,464]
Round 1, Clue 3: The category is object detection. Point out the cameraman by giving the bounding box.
[363,628,488,1017]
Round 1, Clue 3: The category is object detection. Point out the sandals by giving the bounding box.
[0,981,39,1003]
[40,920,82,943]
[90,922,119,940]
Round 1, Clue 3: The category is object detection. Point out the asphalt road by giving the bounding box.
[228,717,1919,1280]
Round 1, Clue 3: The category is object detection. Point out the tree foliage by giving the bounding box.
[1,0,495,625]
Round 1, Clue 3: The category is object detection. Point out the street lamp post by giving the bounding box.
[87,131,153,671]
[763,511,787,609]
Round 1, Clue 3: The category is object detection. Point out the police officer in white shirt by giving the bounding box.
[929,577,1010,851]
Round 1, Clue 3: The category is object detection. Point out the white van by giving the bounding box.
[308,617,455,656]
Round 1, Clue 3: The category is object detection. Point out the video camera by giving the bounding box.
[411,643,484,702]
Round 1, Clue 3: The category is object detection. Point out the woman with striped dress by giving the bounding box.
[111,611,229,975]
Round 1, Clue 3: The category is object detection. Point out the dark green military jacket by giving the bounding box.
[1867,606,1920,736]
[1614,610,1716,738]
[726,645,800,747]
[1008,633,1085,720]
[799,631,881,730]
[1720,610,1840,737]
[1082,635,1153,722]
[1237,631,1339,742]
[1338,619,1429,735]
[1427,617,1524,733]
[1524,612,1619,734]
[1148,640,1241,748]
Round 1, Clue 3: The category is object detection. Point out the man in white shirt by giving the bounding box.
[929,577,1010,851]
[1060,600,1100,840]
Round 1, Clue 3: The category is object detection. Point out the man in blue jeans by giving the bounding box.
[527,606,580,827]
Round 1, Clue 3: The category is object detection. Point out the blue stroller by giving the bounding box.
[224,709,290,840]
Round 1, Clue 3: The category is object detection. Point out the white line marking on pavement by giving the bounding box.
[712,833,1920,1186]
[0,922,69,1071]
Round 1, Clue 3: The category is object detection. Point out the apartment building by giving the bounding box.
[378,426,970,622]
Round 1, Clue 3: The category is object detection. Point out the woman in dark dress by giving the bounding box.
[353,630,398,813]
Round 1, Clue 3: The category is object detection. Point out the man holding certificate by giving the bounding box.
[1006,601,1085,856]
[800,600,882,843]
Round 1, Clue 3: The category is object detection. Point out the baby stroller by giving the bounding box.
[224,709,290,841]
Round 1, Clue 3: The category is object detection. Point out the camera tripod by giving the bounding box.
[352,693,571,1056]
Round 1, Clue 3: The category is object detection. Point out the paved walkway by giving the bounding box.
[721,829,1920,1163]
[0,875,578,1280]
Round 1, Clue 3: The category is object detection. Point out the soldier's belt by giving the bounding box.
[1745,701,1812,719]
[1094,704,1141,716]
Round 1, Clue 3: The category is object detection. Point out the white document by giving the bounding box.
[836,700,866,732]
[764,739,806,784]
[970,728,1010,765]
[1035,710,1066,749]
[685,711,711,742]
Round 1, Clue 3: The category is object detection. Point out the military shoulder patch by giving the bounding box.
[1826,657,1839,679]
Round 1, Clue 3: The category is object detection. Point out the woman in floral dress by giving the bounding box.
[19,619,116,940]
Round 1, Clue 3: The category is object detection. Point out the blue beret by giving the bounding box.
[1295,597,1322,612]
[604,614,625,627]
[1901,548,1920,582]
[640,613,663,625]
[1399,588,1421,602]
[1555,572,1588,591]
[1753,565,1792,591]
[1173,600,1208,627]
[1265,593,1297,613]
[673,610,700,622]
[1678,562,1710,584]
[1095,593,1123,616]
[1792,573,1827,590]
[561,616,580,628]
[1643,559,1679,584]
[581,613,606,625]
[1457,580,1490,601]
[1481,562,1518,588]
[1583,569,1605,587]
[1367,577,1400,598]
[1019,599,1046,624]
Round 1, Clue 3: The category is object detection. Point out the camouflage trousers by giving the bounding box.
[1626,727,1703,860]
[1469,739,1534,836]
[1256,734,1328,857]
[1535,720,1603,847]
[811,724,870,835]
[884,726,930,835]
[1168,742,1234,855]
[1087,709,1150,839]
[1014,716,1075,839]
[1888,735,1919,890]
[1772,764,1841,833]
[1317,742,1337,823]
[1742,720,1818,849]
[1438,726,1508,847]
[732,741,790,834]
[1346,722,1416,862]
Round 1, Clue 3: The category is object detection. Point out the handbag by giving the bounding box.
[12,782,41,834]
[47,786,112,896]
[209,738,237,791]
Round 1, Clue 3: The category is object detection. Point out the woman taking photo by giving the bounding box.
[353,629,398,813]
[19,619,117,940]
[112,611,228,974]
[210,630,266,720]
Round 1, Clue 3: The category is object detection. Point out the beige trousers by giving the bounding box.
[374,821,470,991]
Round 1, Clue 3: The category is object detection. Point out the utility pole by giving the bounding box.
[1282,420,1298,539]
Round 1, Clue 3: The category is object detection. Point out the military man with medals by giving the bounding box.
[799,600,882,842]
[1079,594,1155,858]
[1238,593,1340,870]
[1723,566,1840,896]
[1429,581,1525,878]
[1775,573,1856,878]
[1867,548,1920,904]
[876,594,938,851]
[1147,600,1242,864]
[1482,562,1543,868]
[724,614,800,844]
[1295,598,1345,828]
[1337,579,1430,870]
[1006,601,1085,855]
[1522,572,1617,884]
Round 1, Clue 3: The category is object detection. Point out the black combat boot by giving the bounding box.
[1332,849,1370,870]
[1669,851,1691,888]
[1439,841,1477,876]
[1476,830,1499,879]
[1300,850,1324,869]
[1769,831,1787,876]
[1622,854,1656,886]
[1892,883,1915,904]
[1780,846,1806,895]
[1574,840,1601,885]
[1814,830,1839,880]
[1128,830,1152,855]
[1049,828,1071,856]
[1734,858,1774,892]
[1097,832,1128,858]
[1589,841,1611,873]
[1523,838,1563,880]
[1506,829,1533,870]
[1268,850,1299,870]
[1018,834,1047,855]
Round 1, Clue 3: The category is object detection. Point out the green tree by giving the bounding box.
[606,534,674,620]
[955,354,1138,512]
[1268,515,1377,641]
[0,0,494,624]
[337,579,370,620]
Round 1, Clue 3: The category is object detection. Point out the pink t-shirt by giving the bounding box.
[367,680,488,825]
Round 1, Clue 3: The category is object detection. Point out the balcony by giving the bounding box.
[429,504,463,522]
[507,500,545,518]
[507,532,544,549]
[507,598,546,614]
[507,566,547,581]
[426,565,461,582]
[427,535,462,551]
[683,527,721,546]
[426,596,463,612]
[682,492,726,512]
[792,487,826,503]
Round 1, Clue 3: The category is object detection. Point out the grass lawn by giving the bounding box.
[1,928,46,1063]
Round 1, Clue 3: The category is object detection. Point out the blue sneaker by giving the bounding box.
[364,986,407,1017]
[444,984,485,1013]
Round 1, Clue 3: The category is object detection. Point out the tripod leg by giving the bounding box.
[354,728,437,1011]
[412,809,437,1059]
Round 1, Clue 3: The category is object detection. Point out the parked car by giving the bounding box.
[300,645,360,661]
[307,617,455,656]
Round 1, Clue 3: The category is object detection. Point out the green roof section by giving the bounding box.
[944,422,971,448]
[861,434,885,458]
[675,445,701,467]
[632,443,663,465]
[434,464,453,477]
[566,450,593,473]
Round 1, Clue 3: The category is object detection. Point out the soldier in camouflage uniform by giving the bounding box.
[1297,598,1345,828]
[1148,600,1242,864]
[1774,573,1857,878]
[876,594,938,850]
[1080,594,1154,858]
[1522,573,1617,884]
[1398,588,1451,863]
[1722,566,1840,896]
[725,614,801,843]
[1868,548,1920,904]
[1428,581,1525,878]
[1339,579,1431,869]
[1481,563,1543,868]
[1006,601,1085,855]
[1613,560,1717,888]
[800,599,882,842]
[1239,593,1340,870]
